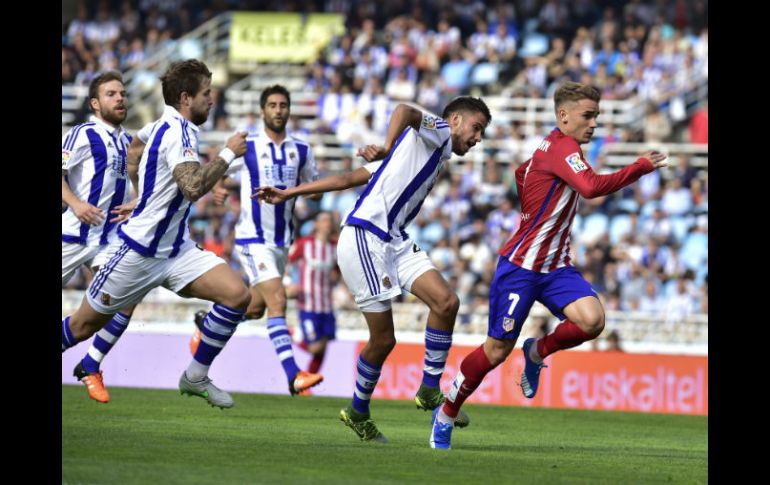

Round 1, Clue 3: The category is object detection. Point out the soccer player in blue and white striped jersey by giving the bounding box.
[62,71,147,404]
[191,85,325,396]
[62,59,251,409]
[257,97,491,441]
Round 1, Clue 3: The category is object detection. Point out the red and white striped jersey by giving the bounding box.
[500,128,655,273]
[289,236,338,313]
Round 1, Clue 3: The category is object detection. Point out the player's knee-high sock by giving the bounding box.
[422,326,452,387]
[62,317,76,353]
[439,345,495,423]
[267,316,301,382]
[308,354,323,374]
[81,312,131,373]
[535,319,592,361]
[186,304,244,381]
[351,355,381,415]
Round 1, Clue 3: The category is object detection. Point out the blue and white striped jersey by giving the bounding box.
[227,131,318,247]
[62,115,133,247]
[118,105,202,259]
[344,112,453,241]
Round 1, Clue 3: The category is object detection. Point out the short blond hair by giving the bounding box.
[554,82,600,114]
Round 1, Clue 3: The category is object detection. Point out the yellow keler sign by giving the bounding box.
[229,12,345,62]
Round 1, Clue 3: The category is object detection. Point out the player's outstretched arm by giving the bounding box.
[172,131,247,201]
[254,166,373,205]
[358,104,423,162]
[556,150,667,199]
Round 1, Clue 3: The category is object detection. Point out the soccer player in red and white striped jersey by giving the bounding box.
[431,82,668,449]
[289,211,338,377]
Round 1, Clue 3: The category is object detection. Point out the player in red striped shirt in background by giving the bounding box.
[430,82,668,449]
[287,211,339,386]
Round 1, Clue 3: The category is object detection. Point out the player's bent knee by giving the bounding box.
[373,335,396,355]
[268,294,287,313]
[580,315,605,338]
[246,304,266,320]
[222,286,251,311]
[432,292,460,319]
[488,346,512,366]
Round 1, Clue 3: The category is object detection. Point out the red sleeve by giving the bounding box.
[288,238,305,263]
[550,139,655,199]
[515,159,530,197]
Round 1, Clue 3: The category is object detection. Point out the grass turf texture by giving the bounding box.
[63,385,707,484]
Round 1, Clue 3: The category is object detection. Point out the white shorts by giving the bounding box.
[234,242,289,286]
[86,238,226,314]
[337,225,435,312]
[62,242,101,284]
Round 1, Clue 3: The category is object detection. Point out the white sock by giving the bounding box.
[186,360,210,381]
[529,340,544,364]
[436,408,455,426]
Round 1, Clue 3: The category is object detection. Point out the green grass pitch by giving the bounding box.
[62,385,707,484]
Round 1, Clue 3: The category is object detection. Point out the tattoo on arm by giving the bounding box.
[172,158,230,201]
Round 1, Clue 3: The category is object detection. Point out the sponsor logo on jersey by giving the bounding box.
[538,140,551,152]
[565,152,587,173]
[502,317,515,332]
[422,115,436,129]
[413,243,421,253]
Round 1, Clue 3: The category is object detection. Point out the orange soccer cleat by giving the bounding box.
[189,328,202,355]
[73,362,110,403]
[189,310,207,355]
[290,371,323,395]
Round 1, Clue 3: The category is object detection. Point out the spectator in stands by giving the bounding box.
[664,275,697,325]
[605,330,624,352]
[638,279,665,315]
[642,102,672,143]
[688,101,708,144]
[385,67,416,101]
[660,177,693,216]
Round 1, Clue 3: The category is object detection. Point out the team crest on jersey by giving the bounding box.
[382,276,392,289]
[100,292,111,305]
[422,115,436,130]
[183,148,196,160]
[261,152,269,159]
[565,152,587,173]
[502,317,515,332]
[258,262,267,271]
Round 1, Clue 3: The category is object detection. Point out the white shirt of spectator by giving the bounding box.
[344,112,453,241]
